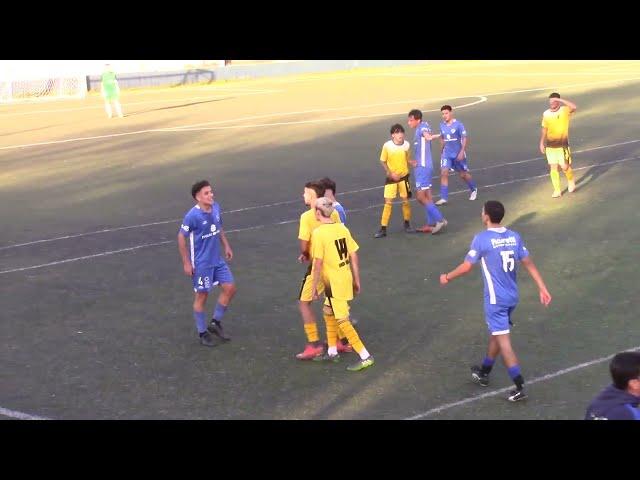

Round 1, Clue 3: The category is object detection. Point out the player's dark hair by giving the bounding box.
[390,123,405,134]
[610,352,640,390]
[483,200,505,223]
[408,109,423,120]
[191,180,211,199]
[305,180,325,198]
[549,92,561,99]
[440,105,452,112]
[319,177,337,195]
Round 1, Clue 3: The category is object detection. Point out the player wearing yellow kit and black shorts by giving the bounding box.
[374,124,415,238]
[310,197,374,371]
[295,180,344,360]
[539,93,578,198]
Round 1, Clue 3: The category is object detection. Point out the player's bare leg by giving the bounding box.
[495,333,527,401]
[550,164,562,197]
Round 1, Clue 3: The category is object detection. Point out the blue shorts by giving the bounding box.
[440,154,470,172]
[413,166,433,190]
[484,303,516,335]
[192,262,234,293]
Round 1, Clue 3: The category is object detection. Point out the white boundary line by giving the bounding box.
[0,406,50,420]
[405,345,640,420]
[0,155,636,276]
[0,90,283,117]
[2,74,640,152]
[2,138,638,252]
[0,96,486,151]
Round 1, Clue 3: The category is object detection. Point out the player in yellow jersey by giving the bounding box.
[310,197,374,371]
[374,124,415,238]
[539,93,577,198]
[296,180,346,360]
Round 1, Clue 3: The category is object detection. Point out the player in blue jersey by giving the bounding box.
[319,177,347,224]
[439,200,552,401]
[407,109,447,234]
[177,180,237,347]
[435,105,478,206]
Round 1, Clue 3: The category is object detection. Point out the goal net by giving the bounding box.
[0,75,87,103]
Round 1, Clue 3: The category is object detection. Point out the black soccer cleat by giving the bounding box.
[199,331,217,347]
[470,365,490,387]
[208,320,231,341]
[507,389,528,402]
[404,222,416,233]
[374,228,387,238]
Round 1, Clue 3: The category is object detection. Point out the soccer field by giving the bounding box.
[1,60,639,419]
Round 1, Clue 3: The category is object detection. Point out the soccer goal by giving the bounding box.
[0,75,87,103]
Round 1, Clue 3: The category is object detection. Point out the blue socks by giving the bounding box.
[213,302,228,322]
[426,203,443,223]
[194,311,207,334]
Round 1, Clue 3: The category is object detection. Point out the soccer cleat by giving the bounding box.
[507,389,528,402]
[346,356,375,372]
[337,341,353,354]
[469,189,478,201]
[199,331,217,347]
[435,199,448,206]
[470,365,490,387]
[551,190,562,198]
[296,343,324,360]
[208,320,231,341]
[431,219,448,235]
[374,228,387,238]
[313,353,341,363]
[415,225,433,233]
[568,180,576,193]
[404,223,416,234]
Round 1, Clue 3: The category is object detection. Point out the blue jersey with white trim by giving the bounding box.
[464,227,529,306]
[439,119,467,157]
[412,121,434,168]
[179,203,223,268]
[333,201,347,224]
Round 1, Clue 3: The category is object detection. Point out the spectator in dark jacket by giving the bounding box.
[585,351,640,420]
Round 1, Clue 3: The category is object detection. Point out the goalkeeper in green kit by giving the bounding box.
[101,64,124,118]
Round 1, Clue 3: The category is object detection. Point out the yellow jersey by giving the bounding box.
[541,106,572,148]
[310,222,359,300]
[298,207,341,250]
[380,140,410,177]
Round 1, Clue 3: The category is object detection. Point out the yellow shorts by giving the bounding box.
[545,147,572,167]
[324,296,350,321]
[298,265,324,302]
[383,175,412,199]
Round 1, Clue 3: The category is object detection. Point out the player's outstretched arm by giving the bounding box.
[219,230,233,261]
[350,251,361,295]
[177,233,193,276]
[521,257,552,306]
[440,260,473,285]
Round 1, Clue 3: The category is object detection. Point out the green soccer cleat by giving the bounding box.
[346,356,375,372]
